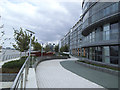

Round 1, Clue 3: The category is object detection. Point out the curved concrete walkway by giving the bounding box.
[36,57,104,88]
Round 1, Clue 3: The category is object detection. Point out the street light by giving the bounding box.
[26,29,35,57]
[41,43,43,57]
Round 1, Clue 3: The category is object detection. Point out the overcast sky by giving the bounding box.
[0,0,82,48]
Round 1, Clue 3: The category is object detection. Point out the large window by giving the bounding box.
[102,46,110,63]
[92,47,95,60]
[110,22,119,40]
[81,46,119,65]
[89,47,92,60]
[95,27,102,41]
[110,46,119,64]
[95,47,102,62]
[103,24,110,40]
[91,31,95,42]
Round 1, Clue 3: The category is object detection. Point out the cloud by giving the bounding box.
[0,0,82,47]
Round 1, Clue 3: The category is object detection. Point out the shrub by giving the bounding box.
[2,59,25,69]
[2,56,27,73]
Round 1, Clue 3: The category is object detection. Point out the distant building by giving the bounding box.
[60,30,70,48]
[70,18,83,56]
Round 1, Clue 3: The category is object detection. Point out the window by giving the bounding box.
[102,46,110,63]
[103,24,110,40]
[110,22,119,39]
[104,6,110,16]
[92,47,95,60]
[112,3,119,12]
[110,46,119,64]
[110,46,118,56]
[89,47,92,60]
[95,27,102,41]
[95,47,102,62]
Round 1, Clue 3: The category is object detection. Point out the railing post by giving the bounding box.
[32,56,34,68]
[21,73,23,89]
[24,63,28,89]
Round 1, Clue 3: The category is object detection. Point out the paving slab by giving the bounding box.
[26,68,38,88]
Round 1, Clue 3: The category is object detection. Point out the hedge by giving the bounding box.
[2,56,27,73]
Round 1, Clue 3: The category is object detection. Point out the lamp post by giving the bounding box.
[26,29,35,57]
[53,43,55,52]
[41,43,43,57]
[29,33,32,57]
[26,29,35,68]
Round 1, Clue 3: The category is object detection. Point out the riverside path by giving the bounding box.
[36,56,104,88]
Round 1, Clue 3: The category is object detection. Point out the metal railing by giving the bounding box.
[11,56,30,89]
[11,55,68,89]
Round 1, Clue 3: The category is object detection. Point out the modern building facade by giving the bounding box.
[81,1,120,65]
[60,31,71,49]
[70,18,83,56]
[60,1,120,65]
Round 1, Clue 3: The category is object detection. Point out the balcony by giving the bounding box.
[81,31,119,47]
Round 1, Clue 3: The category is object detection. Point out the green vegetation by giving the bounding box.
[13,28,31,55]
[55,44,59,52]
[13,27,41,56]
[44,44,50,52]
[78,60,120,71]
[60,45,69,52]
[2,56,27,73]
[33,41,42,51]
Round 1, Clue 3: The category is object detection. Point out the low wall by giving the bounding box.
[78,57,119,69]
[75,61,119,76]
[34,56,68,69]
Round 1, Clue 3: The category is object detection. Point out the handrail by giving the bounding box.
[11,55,68,89]
[11,56,30,89]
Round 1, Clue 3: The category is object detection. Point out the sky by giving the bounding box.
[0,0,82,48]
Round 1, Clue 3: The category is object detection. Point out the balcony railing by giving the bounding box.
[81,31,119,47]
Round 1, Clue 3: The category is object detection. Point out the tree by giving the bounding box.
[64,44,69,52]
[60,46,64,52]
[33,41,41,51]
[13,27,35,57]
[55,44,59,52]
[60,45,69,52]
[44,44,50,52]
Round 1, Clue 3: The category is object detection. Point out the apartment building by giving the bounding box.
[60,1,120,65]
[70,18,83,56]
